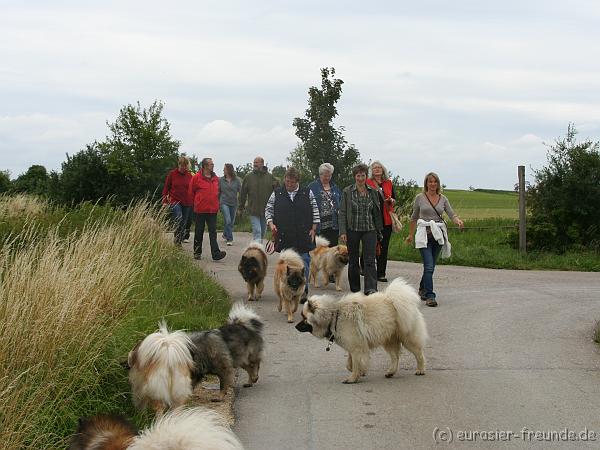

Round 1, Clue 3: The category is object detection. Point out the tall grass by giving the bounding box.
[0,201,170,449]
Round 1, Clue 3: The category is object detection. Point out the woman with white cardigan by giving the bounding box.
[406,172,464,307]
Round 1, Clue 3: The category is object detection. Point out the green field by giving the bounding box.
[390,189,599,271]
[442,189,519,219]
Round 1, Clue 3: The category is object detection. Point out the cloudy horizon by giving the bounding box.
[2,0,599,189]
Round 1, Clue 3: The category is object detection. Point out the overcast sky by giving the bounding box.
[2,0,599,189]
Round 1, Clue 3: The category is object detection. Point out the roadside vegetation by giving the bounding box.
[0,196,231,449]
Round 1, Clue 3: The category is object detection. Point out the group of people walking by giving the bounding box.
[162,155,464,306]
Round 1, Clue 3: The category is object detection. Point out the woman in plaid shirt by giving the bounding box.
[339,164,383,295]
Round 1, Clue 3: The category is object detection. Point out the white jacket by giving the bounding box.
[415,219,452,258]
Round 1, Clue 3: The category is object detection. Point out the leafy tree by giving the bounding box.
[520,124,600,251]
[12,165,50,196]
[291,67,362,188]
[53,143,112,204]
[391,176,420,219]
[235,162,253,179]
[0,170,11,193]
[286,144,314,185]
[271,165,287,181]
[100,101,180,204]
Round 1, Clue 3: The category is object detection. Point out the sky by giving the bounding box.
[1,0,600,189]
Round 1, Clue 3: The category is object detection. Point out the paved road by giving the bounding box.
[190,232,600,449]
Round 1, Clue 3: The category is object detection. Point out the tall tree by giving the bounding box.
[291,67,361,187]
[101,101,180,203]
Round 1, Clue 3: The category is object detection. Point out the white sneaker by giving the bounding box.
[183,239,189,243]
[226,241,233,246]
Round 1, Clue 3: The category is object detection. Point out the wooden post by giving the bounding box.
[518,165,526,254]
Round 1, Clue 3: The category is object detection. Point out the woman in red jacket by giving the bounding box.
[189,157,226,261]
[162,156,193,246]
[367,160,396,282]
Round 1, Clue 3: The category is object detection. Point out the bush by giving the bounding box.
[522,125,600,251]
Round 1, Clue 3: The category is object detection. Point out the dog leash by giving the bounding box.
[325,311,339,352]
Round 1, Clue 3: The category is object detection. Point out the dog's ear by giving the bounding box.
[307,299,316,314]
[241,255,247,262]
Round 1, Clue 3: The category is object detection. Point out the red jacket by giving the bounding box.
[367,178,395,226]
[189,172,220,213]
[162,168,192,206]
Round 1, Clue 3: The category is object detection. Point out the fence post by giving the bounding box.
[518,165,526,254]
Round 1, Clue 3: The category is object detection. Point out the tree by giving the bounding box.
[390,176,419,219]
[286,144,313,185]
[235,162,253,179]
[12,165,50,196]
[521,124,600,251]
[53,143,112,204]
[0,170,10,194]
[271,165,287,181]
[101,101,180,204]
[291,67,362,188]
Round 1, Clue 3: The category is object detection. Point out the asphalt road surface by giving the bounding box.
[189,232,600,449]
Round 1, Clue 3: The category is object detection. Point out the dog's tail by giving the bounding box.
[314,235,330,249]
[128,321,194,410]
[228,302,264,334]
[69,414,137,450]
[128,407,244,450]
[385,278,429,345]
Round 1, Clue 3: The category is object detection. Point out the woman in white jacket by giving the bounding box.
[406,172,464,307]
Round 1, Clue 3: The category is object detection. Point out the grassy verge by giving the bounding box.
[0,196,231,449]
[389,218,600,271]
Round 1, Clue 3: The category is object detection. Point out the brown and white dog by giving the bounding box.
[309,236,349,291]
[128,304,264,412]
[273,249,306,323]
[238,241,268,301]
[128,321,194,416]
[69,407,244,450]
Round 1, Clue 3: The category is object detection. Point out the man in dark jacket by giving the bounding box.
[189,157,226,261]
[265,167,320,302]
[239,156,278,242]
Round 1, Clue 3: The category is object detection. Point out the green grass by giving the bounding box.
[0,197,232,448]
[389,218,600,271]
[443,189,519,219]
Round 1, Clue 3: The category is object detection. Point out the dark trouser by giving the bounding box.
[194,213,221,258]
[347,230,377,294]
[184,208,193,240]
[319,228,339,247]
[377,225,393,278]
[170,204,192,244]
[419,234,442,300]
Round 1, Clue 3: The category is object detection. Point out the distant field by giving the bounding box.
[443,189,519,219]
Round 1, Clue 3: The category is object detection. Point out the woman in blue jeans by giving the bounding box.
[406,172,464,307]
[219,164,241,246]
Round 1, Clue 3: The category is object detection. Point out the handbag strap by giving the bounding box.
[424,194,445,222]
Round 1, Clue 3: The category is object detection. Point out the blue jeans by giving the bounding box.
[419,234,442,300]
[220,204,237,242]
[250,215,267,242]
[170,204,192,244]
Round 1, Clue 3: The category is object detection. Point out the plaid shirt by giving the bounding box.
[351,186,376,231]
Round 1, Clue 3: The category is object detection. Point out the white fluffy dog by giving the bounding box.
[128,321,194,416]
[296,278,428,383]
